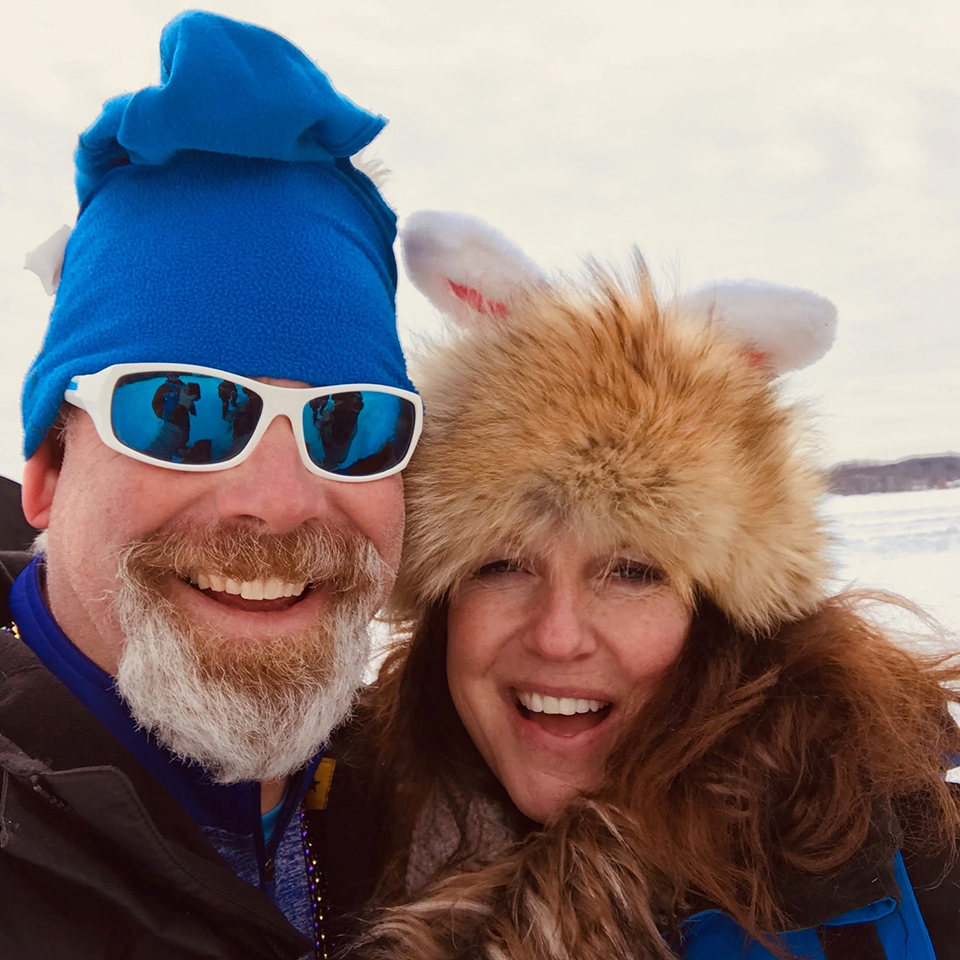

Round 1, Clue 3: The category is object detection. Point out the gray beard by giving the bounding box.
[112,545,381,784]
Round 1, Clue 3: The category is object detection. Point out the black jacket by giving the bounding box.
[0,551,312,960]
[0,478,36,553]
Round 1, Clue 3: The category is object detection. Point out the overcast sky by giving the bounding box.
[1,0,957,482]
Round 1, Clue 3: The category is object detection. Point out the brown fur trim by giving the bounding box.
[394,264,828,632]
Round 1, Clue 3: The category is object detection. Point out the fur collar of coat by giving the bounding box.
[357,790,903,960]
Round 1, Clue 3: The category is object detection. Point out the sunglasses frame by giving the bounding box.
[64,362,423,483]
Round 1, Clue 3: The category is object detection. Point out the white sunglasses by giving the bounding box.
[64,362,423,482]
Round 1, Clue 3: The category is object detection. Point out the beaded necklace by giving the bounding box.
[301,756,337,959]
[300,804,329,959]
[3,619,332,958]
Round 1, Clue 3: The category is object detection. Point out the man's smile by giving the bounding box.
[170,572,326,620]
[192,571,307,601]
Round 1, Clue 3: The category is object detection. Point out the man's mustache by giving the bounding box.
[116,523,385,597]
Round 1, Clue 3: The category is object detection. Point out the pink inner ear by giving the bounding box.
[447,279,509,318]
[744,349,770,368]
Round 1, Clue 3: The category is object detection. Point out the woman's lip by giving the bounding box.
[502,688,618,753]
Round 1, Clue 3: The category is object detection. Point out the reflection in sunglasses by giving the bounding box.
[110,372,416,477]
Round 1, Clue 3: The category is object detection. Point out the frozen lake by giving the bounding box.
[824,487,960,647]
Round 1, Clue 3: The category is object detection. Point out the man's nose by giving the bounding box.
[212,416,329,533]
[522,582,597,662]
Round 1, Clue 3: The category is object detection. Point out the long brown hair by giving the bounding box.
[352,592,960,958]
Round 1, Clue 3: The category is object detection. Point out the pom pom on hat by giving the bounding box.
[74,9,387,209]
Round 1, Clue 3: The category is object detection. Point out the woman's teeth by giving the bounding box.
[189,572,307,600]
[516,691,610,715]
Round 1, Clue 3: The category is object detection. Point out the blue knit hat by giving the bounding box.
[22,10,413,459]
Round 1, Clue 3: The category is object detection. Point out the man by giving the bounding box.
[0,12,420,959]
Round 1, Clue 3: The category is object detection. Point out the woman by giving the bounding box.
[331,211,960,960]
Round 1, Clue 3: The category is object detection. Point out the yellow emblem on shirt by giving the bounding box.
[304,757,336,811]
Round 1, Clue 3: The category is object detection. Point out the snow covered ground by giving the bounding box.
[823,487,960,649]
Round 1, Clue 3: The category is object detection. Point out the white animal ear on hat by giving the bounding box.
[674,279,838,375]
[24,224,73,296]
[401,210,545,326]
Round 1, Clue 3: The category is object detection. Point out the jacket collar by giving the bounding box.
[0,620,224,865]
[679,816,902,938]
[0,729,308,958]
[762,804,902,930]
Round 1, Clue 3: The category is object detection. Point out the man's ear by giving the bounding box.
[22,431,64,529]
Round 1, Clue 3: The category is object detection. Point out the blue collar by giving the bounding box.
[9,556,322,838]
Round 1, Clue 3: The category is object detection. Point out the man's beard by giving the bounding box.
[111,524,385,784]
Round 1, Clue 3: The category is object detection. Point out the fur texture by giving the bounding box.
[393,260,830,632]
[352,150,392,190]
[353,798,675,960]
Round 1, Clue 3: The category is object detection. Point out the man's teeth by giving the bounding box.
[189,572,306,600]
[516,691,610,715]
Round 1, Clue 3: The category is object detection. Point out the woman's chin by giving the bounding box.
[504,771,591,825]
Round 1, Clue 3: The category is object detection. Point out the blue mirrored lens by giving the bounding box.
[301,391,416,476]
[111,373,263,465]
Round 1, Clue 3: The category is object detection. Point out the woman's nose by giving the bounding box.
[522,583,597,662]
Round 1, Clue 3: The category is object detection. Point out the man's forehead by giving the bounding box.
[253,376,314,389]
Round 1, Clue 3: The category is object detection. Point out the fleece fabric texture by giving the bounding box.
[22,10,412,458]
[201,814,314,942]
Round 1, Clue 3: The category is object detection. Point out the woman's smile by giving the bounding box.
[511,684,614,740]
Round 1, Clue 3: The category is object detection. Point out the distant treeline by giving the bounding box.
[829,455,960,496]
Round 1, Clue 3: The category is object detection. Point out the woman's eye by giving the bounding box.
[474,559,524,577]
[608,559,664,584]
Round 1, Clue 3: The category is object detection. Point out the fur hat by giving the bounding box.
[395,211,838,633]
